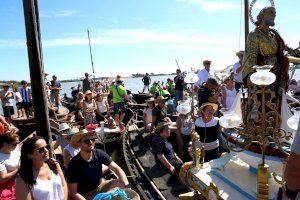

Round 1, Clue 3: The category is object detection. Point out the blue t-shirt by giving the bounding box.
[152,135,175,163]
[66,149,112,194]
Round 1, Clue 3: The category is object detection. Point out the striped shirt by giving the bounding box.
[19,87,32,102]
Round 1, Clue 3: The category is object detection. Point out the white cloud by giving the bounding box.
[0,28,240,52]
[40,9,77,18]
[178,0,240,14]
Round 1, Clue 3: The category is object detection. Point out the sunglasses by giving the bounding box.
[35,145,50,153]
[82,138,96,144]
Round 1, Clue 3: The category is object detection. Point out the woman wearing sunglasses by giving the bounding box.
[15,136,68,200]
[0,131,20,200]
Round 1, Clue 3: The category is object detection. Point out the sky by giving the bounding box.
[0,0,299,81]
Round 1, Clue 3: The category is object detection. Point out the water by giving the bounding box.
[60,74,175,97]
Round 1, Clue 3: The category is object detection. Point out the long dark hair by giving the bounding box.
[18,136,58,189]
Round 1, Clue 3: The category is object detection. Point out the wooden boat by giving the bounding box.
[123,106,189,200]
[132,93,153,104]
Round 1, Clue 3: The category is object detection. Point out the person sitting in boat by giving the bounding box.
[75,100,85,125]
[66,129,129,200]
[221,76,237,109]
[16,136,68,200]
[197,78,220,107]
[232,51,244,91]
[289,79,300,95]
[83,90,97,127]
[53,122,71,151]
[176,103,193,162]
[150,96,167,132]
[110,77,127,131]
[167,79,175,97]
[63,128,80,169]
[150,81,160,97]
[195,102,220,162]
[95,93,109,123]
[152,117,183,175]
[0,115,13,134]
[0,131,20,199]
[143,98,155,132]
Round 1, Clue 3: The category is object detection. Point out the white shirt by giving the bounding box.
[196,68,216,86]
[143,108,153,125]
[96,100,108,113]
[31,171,64,200]
[232,61,243,83]
[0,147,21,172]
[63,144,80,159]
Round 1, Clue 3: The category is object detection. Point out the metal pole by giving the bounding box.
[244,0,249,44]
[22,0,51,143]
[87,29,96,86]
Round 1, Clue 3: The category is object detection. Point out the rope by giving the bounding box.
[238,0,243,50]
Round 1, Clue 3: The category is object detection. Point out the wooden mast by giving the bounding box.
[22,0,51,143]
[245,0,250,44]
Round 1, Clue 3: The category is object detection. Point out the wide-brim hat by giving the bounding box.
[236,50,244,57]
[198,102,218,115]
[203,60,212,65]
[146,97,155,103]
[155,96,166,103]
[70,129,96,147]
[85,90,92,95]
[176,103,191,115]
[154,117,172,134]
[58,123,70,132]
[2,83,10,87]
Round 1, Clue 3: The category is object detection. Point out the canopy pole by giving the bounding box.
[22,0,51,143]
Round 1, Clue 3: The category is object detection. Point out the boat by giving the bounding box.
[132,93,153,104]
[123,104,190,200]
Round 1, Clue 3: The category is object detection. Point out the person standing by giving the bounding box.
[142,73,151,93]
[0,84,14,120]
[49,75,62,108]
[19,80,33,118]
[174,69,185,104]
[110,77,127,131]
[195,60,217,87]
[82,73,91,93]
[232,51,244,91]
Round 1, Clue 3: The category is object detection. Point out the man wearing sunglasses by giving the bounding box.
[66,130,129,200]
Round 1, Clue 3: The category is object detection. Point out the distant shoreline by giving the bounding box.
[0,73,176,84]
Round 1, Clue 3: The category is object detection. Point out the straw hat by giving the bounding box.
[236,50,244,57]
[176,103,191,115]
[198,102,218,115]
[58,123,70,132]
[70,129,96,147]
[155,96,166,104]
[154,117,172,134]
[2,83,10,87]
[203,60,212,66]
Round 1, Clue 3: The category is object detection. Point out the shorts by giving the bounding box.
[3,106,14,118]
[113,102,126,114]
[22,102,32,110]
[16,102,22,110]
[174,90,183,102]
